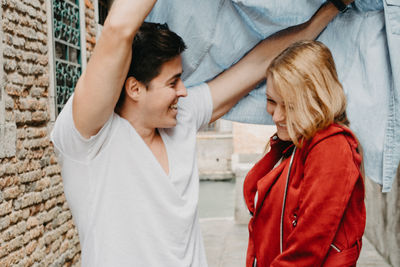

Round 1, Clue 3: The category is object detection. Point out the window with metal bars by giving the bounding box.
[52,0,82,115]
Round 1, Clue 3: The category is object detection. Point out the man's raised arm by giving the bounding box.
[208,1,351,123]
[72,0,156,139]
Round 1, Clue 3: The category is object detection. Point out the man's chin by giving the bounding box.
[162,119,177,129]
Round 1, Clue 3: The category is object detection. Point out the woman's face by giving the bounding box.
[266,78,291,141]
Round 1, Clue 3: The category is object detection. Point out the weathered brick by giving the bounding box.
[0,200,13,216]
[0,164,6,177]
[27,216,38,230]
[0,248,24,266]
[19,98,37,110]
[30,86,45,97]
[52,211,71,228]
[22,52,39,63]
[24,75,35,85]
[28,225,44,240]
[2,18,15,34]
[24,40,38,51]
[4,59,18,72]
[4,95,15,110]
[8,208,30,227]
[31,111,48,123]
[8,235,25,253]
[34,76,49,87]
[2,221,27,241]
[4,33,13,45]
[35,177,50,191]
[24,0,41,9]
[4,161,18,175]
[15,110,32,124]
[5,83,23,96]
[30,247,46,263]
[43,229,59,246]
[18,61,31,75]
[25,240,38,255]
[45,165,61,177]
[17,128,27,139]
[26,5,38,18]
[37,54,48,65]
[14,192,43,209]
[26,127,47,138]
[56,194,66,205]
[3,185,21,200]
[51,237,62,252]
[59,239,69,254]
[0,216,11,231]
[12,36,26,48]
[65,228,76,240]
[50,174,62,186]
[9,72,25,85]
[15,159,29,174]
[31,64,45,75]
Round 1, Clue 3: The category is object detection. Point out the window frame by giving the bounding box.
[47,0,87,120]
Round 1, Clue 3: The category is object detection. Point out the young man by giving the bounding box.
[51,0,352,266]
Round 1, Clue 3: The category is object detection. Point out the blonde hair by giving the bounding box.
[266,40,348,147]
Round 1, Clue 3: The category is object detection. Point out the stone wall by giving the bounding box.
[0,0,86,265]
[365,168,400,267]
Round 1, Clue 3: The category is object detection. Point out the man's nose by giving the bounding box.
[177,80,187,97]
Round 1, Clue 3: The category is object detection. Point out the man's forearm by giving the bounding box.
[208,2,341,122]
[104,0,157,41]
[251,2,339,71]
[292,2,339,41]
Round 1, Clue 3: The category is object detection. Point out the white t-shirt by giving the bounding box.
[51,83,213,267]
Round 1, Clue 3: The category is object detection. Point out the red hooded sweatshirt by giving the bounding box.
[244,123,366,267]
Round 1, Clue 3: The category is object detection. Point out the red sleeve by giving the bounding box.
[271,134,360,267]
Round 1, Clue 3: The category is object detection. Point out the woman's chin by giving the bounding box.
[277,131,291,141]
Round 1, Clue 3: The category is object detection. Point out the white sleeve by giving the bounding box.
[180,83,213,131]
[50,95,114,163]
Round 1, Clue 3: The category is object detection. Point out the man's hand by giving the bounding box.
[72,0,157,139]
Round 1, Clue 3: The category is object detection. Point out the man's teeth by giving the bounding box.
[169,104,178,109]
[278,123,286,127]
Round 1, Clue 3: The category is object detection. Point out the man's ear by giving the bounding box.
[124,77,145,101]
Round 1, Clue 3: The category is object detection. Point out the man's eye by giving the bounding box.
[267,98,275,104]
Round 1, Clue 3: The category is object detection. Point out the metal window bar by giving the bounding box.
[52,0,82,114]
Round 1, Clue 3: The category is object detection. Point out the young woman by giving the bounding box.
[244,40,366,267]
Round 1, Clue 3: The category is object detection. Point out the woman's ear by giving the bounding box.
[124,77,145,101]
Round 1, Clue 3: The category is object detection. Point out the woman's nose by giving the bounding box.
[273,105,285,123]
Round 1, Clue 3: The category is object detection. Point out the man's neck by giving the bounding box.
[118,102,160,145]
[135,123,159,146]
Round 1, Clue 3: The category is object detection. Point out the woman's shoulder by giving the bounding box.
[298,124,361,166]
[306,123,358,151]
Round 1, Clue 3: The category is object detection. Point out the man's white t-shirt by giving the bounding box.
[51,83,212,267]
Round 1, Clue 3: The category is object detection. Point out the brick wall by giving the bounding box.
[85,0,96,61]
[0,0,82,265]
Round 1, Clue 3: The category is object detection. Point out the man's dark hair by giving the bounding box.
[116,22,186,111]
